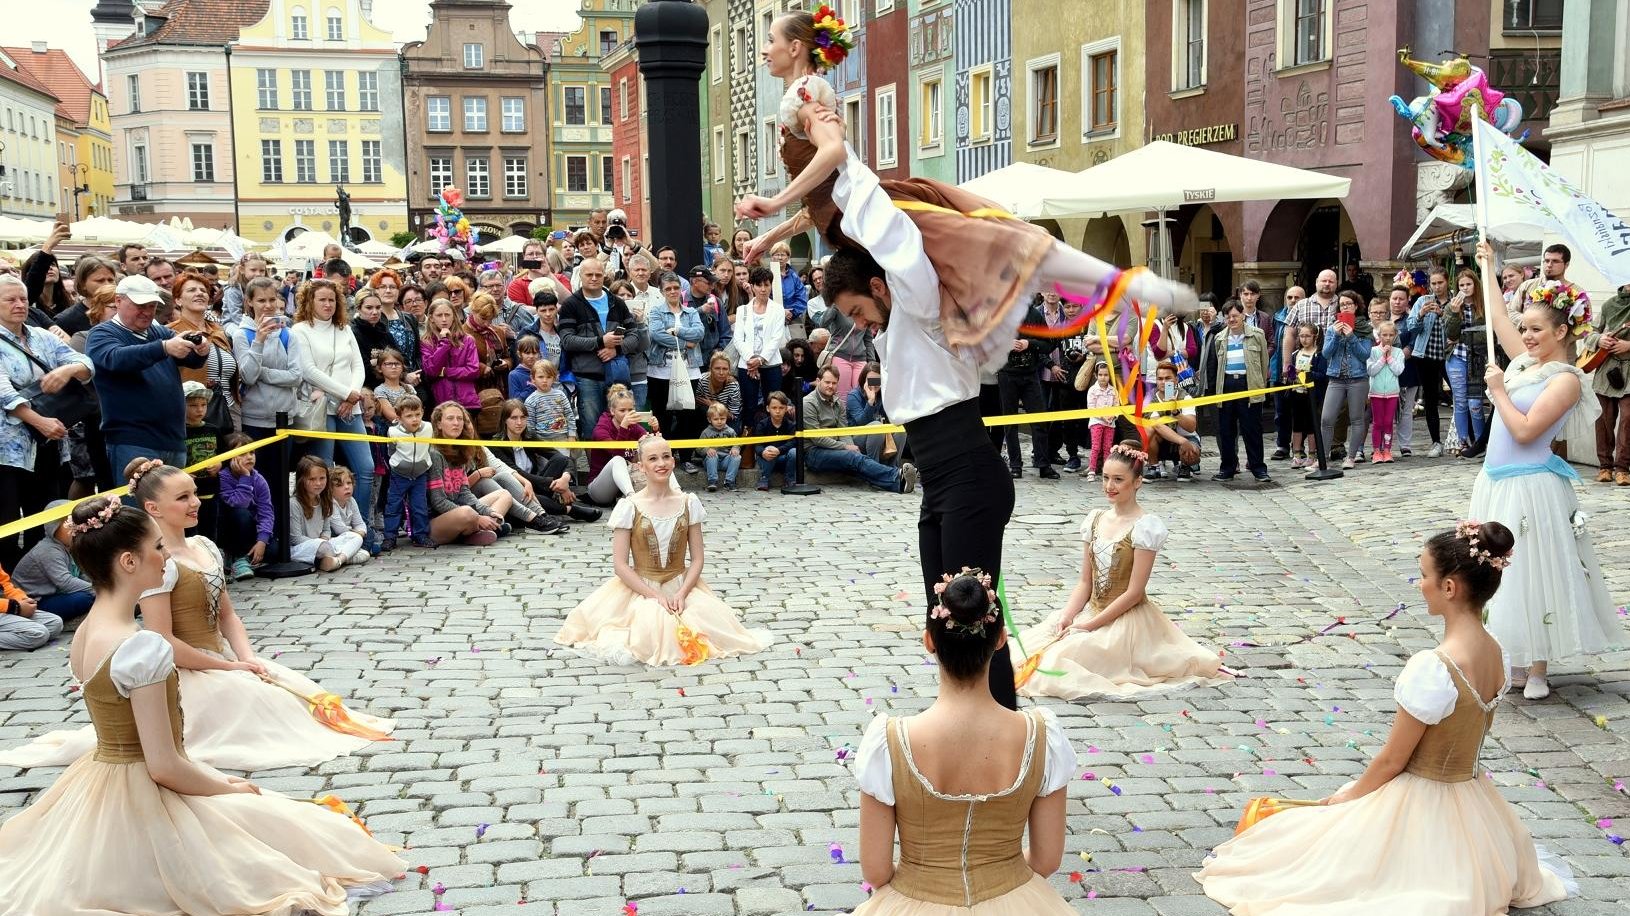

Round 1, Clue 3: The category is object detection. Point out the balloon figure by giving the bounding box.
[1388,47,1525,169]
[432,185,476,258]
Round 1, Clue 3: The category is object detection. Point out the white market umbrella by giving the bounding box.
[1041,140,1352,277]
[476,235,530,254]
[0,216,51,245]
[356,238,397,257]
[1399,203,1541,262]
[283,230,342,259]
[957,162,1079,220]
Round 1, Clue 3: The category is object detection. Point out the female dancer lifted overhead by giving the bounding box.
[737,6,1196,368]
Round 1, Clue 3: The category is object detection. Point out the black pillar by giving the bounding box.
[635,0,708,271]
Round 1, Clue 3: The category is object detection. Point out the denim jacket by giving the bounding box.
[1322,325,1373,379]
[647,304,706,371]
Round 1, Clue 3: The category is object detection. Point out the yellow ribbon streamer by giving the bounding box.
[890,200,1021,221]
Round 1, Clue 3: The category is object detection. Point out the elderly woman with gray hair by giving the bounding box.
[0,274,94,567]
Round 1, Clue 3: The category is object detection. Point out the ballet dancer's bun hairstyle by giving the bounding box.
[124,457,187,508]
[66,496,157,592]
[928,568,1003,682]
[1103,439,1149,476]
[1426,520,1515,607]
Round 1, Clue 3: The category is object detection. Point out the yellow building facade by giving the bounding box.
[78,91,115,218]
[228,0,408,247]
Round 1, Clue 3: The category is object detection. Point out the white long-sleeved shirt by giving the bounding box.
[733,301,785,369]
[289,318,364,409]
[832,148,979,425]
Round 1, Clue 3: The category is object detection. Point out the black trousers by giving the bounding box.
[0,462,51,570]
[1416,357,1446,443]
[1274,391,1293,450]
[511,451,574,514]
[997,371,1050,469]
[908,399,1018,709]
[647,376,701,457]
[1216,375,1267,476]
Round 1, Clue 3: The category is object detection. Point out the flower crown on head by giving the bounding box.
[1526,280,1592,335]
[808,4,854,73]
[127,457,165,491]
[930,566,999,636]
[68,500,121,538]
[1455,520,1512,570]
[1110,443,1149,465]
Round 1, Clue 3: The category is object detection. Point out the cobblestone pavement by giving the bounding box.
[3,444,1628,915]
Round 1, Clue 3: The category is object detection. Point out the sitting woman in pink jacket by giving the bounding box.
[420,298,481,410]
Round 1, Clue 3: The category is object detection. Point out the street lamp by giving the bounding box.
[73,162,90,220]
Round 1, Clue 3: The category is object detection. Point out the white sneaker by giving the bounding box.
[1523,675,1550,700]
[349,550,371,566]
[1427,441,1444,458]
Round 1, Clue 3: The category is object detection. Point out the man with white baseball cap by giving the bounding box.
[84,275,210,478]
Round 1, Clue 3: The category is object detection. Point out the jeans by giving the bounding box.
[806,445,901,491]
[856,423,905,466]
[1216,375,1267,476]
[384,472,430,543]
[0,609,63,650]
[632,380,648,412]
[38,591,94,620]
[216,503,262,562]
[106,443,187,482]
[756,447,795,486]
[704,448,741,485]
[576,376,608,441]
[307,414,374,546]
[737,365,784,426]
[1446,355,1485,445]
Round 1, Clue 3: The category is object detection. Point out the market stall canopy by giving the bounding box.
[1399,203,1541,262]
[355,238,397,257]
[957,162,1082,220]
[1039,140,1352,218]
[476,235,532,254]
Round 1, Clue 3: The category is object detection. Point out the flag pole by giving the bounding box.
[1469,102,1497,358]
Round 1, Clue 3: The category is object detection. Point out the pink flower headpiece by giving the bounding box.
[67,500,120,537]
[1455,520,1512,570]
[930,566,999,636]
[1110,443,1148,465]
[127,457,165,491]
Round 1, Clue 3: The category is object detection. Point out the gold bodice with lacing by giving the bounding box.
[1087,514,1138,612]
[629,504,689,585]
[83,650,185,764]
[1403,650,1499,783]
[166,548,225,653]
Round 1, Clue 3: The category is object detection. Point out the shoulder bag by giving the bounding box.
[0,331,99,435]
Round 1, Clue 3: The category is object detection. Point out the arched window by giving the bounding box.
[291,7,308,40]
[326,8,343,40]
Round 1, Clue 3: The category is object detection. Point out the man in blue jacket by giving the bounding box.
[86,275,208,477]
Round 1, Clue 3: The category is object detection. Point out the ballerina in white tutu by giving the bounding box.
[0,497,404,915]
[0,459,394,772]
[554,433,771,666]
[1471,240,1622,699]
[1198,520,1573,914]
[1011,440,1230,700]
[850,569,1077,915]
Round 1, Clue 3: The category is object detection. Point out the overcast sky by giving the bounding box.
[14,0,584,82]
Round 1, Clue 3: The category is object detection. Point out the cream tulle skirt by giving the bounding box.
[554,575,771,667]
[1197,771,1574,915]
[1013,601,1231,700]
[1468,469,1623,666]
[0,754,404,915]
[0,653,394,772]
[852,874,1076,915]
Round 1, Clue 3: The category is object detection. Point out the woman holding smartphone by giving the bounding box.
[232,277,302,442]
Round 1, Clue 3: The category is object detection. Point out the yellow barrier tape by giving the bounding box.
[1,376,1303,540]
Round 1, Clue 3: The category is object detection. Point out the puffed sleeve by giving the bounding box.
[1394,650,1459,725]
[108,631,176,698]
[685,493,706,526]
[1130,514,1169,552]
[1036,707,1079,796]
[1079,509,1102,543]
[138,558,179,601]
[607,498,637,531]
[852,714,895,805]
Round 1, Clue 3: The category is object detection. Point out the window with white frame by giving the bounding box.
[762,117,778,176]
[642,153,649,201]
[186,72,209,110]
[328,140,349,182]
[257,69,278,108]
[505,156,527,197]
[132,143,148,184]
[877,0,894,12]
[427,96,450,131]
[602,155,615,193]
[294,139,315,182]
[261,139,283,182]
[734,128,751,180]
[327,12,342,40]
[874,85,897,167]
[621,156,632,202]
[467,156,489,197]
[1173,0,1207,90]
[501,97,525,132]
[712,126,726,182]
[1027,56,1059,145]
[464,97,488,131]
[358,72,378,111]
[968,66,992,142]
[619,79,629,121]
[735,26,749,73]
[843,96,864,163]
[565,155,588,192]
[127,75,141,113]
[564,86,586,125]
[361,140,381,182]
[464,43,484,69]
[710,26,723,82]
[600,86,612,125]
[291,9,308,39]
[291,70,312,110]
[918,75,942,149]
[191,143,214,181]
[428,155,452,197]
[325,71,345,110]
[1082,38,1120,137]
[1502,0,1564,32]
[1281,0,1328,66]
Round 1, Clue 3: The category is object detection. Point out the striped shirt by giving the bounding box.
[525,387,576,441]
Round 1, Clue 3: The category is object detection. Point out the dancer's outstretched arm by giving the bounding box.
[742,210,813,266]
[737,103,846,220]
